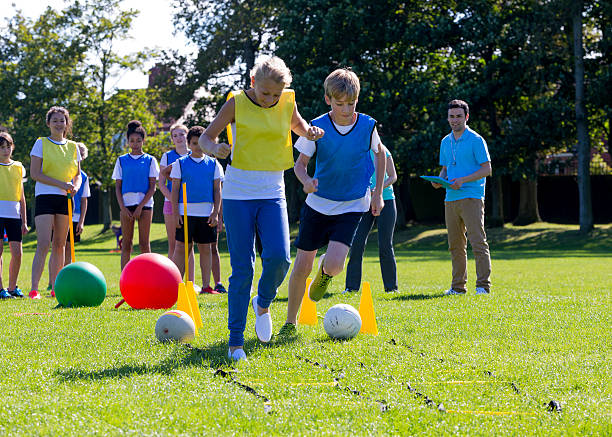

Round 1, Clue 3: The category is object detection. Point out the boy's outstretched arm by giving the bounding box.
[294,153,318,194]
[371,147,386,216]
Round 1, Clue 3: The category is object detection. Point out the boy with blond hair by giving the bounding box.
[280,68,386,337]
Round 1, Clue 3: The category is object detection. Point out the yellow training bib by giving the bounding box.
[0,161,24,201]
[230,89,295,171]
[41,137,78,182]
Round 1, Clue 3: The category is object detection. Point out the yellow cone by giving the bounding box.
[176,282,198,336]
[358,281,378,336]
[298,278,318,326]
[186,281,203,329]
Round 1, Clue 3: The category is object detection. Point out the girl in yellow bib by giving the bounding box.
[199,57,324,361]
[29,107,82,299]
[0,133,28,299]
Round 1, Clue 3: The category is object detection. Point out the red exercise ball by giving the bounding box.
[119,253,182,309]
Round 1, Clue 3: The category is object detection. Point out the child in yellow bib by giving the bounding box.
[199,56,324,361]
[0,132,28,299]
[29,106,82,299]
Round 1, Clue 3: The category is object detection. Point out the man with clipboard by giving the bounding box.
[432,100,492,296]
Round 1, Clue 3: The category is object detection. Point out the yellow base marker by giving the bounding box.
[186,281,203,329]
[358,281,378,335]
[176,282,198,336]
[298,278,318,326]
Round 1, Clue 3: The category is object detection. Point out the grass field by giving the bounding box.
[1,222,611,435]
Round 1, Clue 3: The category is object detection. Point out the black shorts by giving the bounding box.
[126,205,152,212]
[1,217,22,242]
[294,203,363,251]
[66,221,81,243]
[35,194,69,216]
[175,216,217,245]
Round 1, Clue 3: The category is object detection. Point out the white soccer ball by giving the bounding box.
[323,304,362,340]
[155,310,196,343]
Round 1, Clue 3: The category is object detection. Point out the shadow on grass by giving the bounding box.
[390,293,444,301]
[54,338,261,383]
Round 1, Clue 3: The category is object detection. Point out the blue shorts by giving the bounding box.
[294,203,363,251]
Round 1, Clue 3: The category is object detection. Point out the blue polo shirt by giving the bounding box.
[439,126,490,201]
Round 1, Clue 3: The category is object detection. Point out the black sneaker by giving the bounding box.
[0,289,13,299]
[384,288,398,293]
[214,283,227,293]
[8,287,24,298]
[342,288,358,294]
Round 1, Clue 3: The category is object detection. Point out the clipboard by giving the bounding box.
[420,175,453,189]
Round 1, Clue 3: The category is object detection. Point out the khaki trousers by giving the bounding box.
[444,198,491,292]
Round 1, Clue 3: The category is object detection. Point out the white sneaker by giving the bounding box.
[444,288,466,295]
[475,287,490,295]
[193,284,202,293]
[227,347,247,361]
[252,295,273,343]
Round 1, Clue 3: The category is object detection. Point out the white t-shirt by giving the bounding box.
[72,181,91,222]
[0,162,26,219]
[222,123,286,200]
[170,157,224,217]
[30,137,83,196]
[111,154,160,207]
[294,118,381,215]
[160,149,190,167]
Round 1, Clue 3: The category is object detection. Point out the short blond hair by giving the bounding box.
[251,56,292,86]
[324,68,360,101]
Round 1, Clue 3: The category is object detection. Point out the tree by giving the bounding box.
[572,0,593,232]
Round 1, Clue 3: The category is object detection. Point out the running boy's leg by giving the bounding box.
[377,199,398,291]
[223,199,257,350]
[286,249,317,325]
[345,212,375,291]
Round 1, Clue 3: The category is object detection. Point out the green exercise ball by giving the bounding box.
[54,262,107,307]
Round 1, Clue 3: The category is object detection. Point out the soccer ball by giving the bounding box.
[155,310,196,343]
[323,304,362,339]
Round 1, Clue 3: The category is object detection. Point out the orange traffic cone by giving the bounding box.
[177,282,198,336]
[298,278,318,326]
[358,281,378,335]
[186,281,203,329]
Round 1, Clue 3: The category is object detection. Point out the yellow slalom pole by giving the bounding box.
[182,182,189,283]
[67,194,76,263]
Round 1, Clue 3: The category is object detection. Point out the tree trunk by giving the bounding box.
[573,0,593,233]
[514,177,541,226]
[488,175,504,227]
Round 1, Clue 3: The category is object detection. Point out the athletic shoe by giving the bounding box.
[8,287,24,298]
[46,284,53,291]
[342,288,358,294]
[50,289,55,298]
[475,287,490,295]
[385,288,399,293]
[0,289,14,299]
[444,288,466,296]
[29,290,41,299]
[227,347,247,362]
[214,283,227,293]
[276,322,297,340]
[200,286,220,295]
[193,284,202,293]
[252,296,272,343]
[309,254,333,302]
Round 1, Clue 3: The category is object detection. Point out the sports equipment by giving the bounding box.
[54,262,106,307]
[155,310,195,342]
[119,253,182,309]
[323,304,362,339]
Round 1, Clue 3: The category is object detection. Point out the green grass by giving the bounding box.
[1,222,611,435]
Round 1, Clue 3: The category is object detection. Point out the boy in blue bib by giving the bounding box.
[281,68,386,334]
[170,126,223,291]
